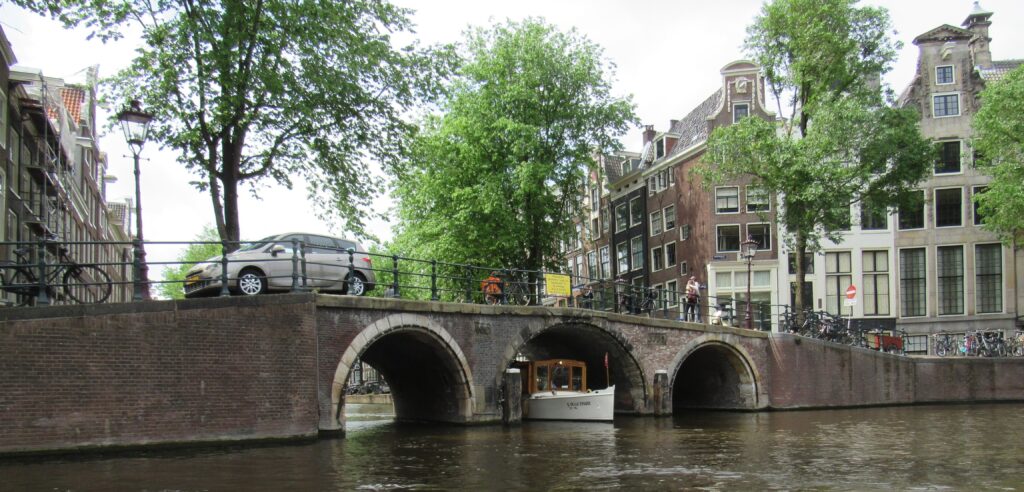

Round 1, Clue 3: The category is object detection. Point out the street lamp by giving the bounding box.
[740,235,758,330]
[117,100,154,301]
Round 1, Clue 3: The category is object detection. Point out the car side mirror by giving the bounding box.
[270,244,286,257]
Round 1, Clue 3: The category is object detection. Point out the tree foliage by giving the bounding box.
[698,0,933,314]
[158,225,221,299]
[390,19,636,277]
[972,64,1024,247]
[13,0,455,246]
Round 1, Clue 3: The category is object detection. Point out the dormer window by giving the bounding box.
[936,65,954,85]
[733,103,749,123]
[656,138,665,159]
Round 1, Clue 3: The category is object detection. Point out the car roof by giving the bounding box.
[270,232,362,244]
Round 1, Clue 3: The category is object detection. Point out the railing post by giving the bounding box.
[661,287,668,319]
[290,239,300,292]
[131,238,143,302]
[346,248,355,294]
[430,260,438,301]
[218,240,230,297]
[36,237,50,306]
[299,241,308,289]
[391,254,399,298]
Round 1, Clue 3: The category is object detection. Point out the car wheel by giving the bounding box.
[344,273,367,296]
[237,268,267,296]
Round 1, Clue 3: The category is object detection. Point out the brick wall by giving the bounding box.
[0,294,319,456]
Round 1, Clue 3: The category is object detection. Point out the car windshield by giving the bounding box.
[236,235,278,252]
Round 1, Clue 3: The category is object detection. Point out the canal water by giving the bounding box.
[3,403,1023,490]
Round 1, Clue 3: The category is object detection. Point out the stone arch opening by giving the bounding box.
[332,321,474,426]
[672,342,757,410]
[512,321,646,414]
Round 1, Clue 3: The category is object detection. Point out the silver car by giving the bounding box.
[183,232,376,298]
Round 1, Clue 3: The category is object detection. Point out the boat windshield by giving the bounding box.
[551,365,569,390]
[535,365,549,391]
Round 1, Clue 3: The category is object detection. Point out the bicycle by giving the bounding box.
[0,244,112,305]
[933,333,956,357]
[501,271,531,306]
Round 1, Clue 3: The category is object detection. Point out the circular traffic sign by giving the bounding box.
[845,284,857,299]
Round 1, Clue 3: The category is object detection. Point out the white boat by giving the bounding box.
[514,359,615,422]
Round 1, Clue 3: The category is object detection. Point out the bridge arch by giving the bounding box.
[669,334,762,410]
[499,318,648,414]
[331,313,475,425]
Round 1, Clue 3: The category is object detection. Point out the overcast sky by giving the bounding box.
[2,0,1023,265]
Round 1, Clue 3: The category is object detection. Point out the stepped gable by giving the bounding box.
[663,88,722,159]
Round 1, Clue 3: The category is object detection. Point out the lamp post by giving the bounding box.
[740,235,758,330]
[117,100,155,301]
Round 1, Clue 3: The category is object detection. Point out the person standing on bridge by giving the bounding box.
[685,276,701,322]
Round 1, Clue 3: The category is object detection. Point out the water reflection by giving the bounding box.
[2,404,1023,490]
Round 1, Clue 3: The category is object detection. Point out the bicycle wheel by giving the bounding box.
[63,264,112,304]
[935,341,948,357]
[506,284,529,306]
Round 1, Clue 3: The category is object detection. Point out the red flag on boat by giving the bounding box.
[604,352,609,368]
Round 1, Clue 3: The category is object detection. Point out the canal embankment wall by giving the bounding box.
[0,295,320,457]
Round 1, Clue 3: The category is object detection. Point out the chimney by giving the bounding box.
[962,1,993,68]
[669,119,679,131]
[642,125,656,145]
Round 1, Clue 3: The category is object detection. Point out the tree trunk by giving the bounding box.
[793,232,808,325]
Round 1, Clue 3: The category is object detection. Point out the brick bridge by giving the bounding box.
[2,293,1023,456]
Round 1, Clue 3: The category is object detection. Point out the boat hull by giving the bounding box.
[525,386,615,422]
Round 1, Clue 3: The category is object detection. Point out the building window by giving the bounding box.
[629,197,643,227]
[973,186,986,226]
[935,188,962,227]
[717,225,740,252]
[651,246,664,272]
[788,253,814,274]
[650,210,663,236]
[935,141,961,174]
[666,280,679,306]
[746,187,769,213]
[935,65,954,85]
[904,335,928,355]
[592,217,600,239]
[748,223,771,250]
[680,261,688,275]
[616,242,628,275]
[665,242,676,268]
[600,246,610,280]
[975,243,1002,314]
[590,185,599,209]
[656,138,665,159]
[679,224,690,241]
[860,203,888,230]
[937,245,964,315]
[900,248,926,317]
[825,251,852,316]
[620,160,630,176]
[716,187,739,213]
[898,190,925,230]
[0,88,6,150]
[664,205,676,230]
[630,236,643,271]
[862,250,890,316]
[615,203,627,233]
[933,93,960,118]
[733,103,749,123]
[587,251,598,282]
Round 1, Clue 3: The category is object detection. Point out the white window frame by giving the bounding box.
[663,204,676,231]
[716,224,741,253]
[934,187,964,229]
[862,250,890,317]
[630,235,643,271]
[936,244,965,316]
[666,280,679,307]
[934,139,963,175]
[665,241,677,268]
[932,92,961,118]
[732,102,750,123]
[629,197,643,227]
[651,245,664,272]
[614,203,628,233]
[616,241,629,275]
[745,186,770,212]
[650,210,663,236]
[715,186,740,214]
[599,246,611,280]
[747,222,772,251]
[935,65,955,85]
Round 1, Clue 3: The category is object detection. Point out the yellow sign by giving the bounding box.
[546,273,571,297]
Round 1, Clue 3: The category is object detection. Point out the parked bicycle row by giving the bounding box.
[780,309,908,354]
[932,330,1024,357]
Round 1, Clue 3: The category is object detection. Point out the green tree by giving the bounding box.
[158,225,221,300]
[972,64,1024,247]
[13,0,454,246]
[390,19,635,286]
[698,0,933,316]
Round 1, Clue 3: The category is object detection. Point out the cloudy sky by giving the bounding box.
[1,0,1023,264]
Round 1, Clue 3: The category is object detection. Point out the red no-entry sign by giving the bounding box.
[845,285,857,306]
